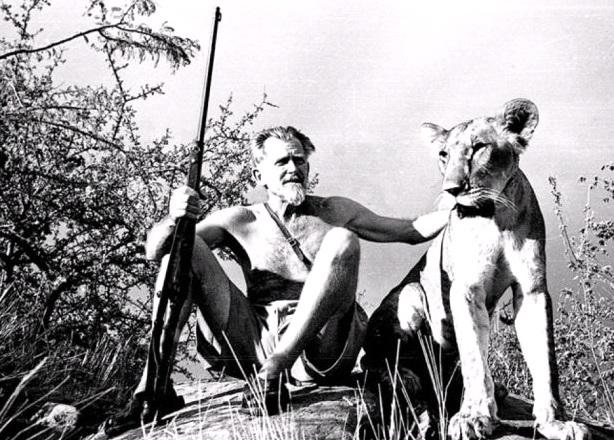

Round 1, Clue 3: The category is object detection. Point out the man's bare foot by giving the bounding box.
[241,375,290,416]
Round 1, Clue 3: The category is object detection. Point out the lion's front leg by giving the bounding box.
[512,284,590,440]
[448,282,498,440]
[507,233,590,440]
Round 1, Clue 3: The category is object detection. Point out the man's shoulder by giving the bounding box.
[305,195,366,224]
[205,205,257,228]
[308,195,362,211]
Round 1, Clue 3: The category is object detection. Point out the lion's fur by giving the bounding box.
[363,99,589,440]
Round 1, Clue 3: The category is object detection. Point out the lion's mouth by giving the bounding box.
[452,187,516,217]
[454,189,488,207]
[452,189,497,217]
[454,200,496,218]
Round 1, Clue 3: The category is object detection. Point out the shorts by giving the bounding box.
[195,285,368,383]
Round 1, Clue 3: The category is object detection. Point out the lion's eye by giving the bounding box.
[473,142,489,151]
[438,150,448,159]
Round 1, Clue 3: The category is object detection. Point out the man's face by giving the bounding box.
[253,137,310,206]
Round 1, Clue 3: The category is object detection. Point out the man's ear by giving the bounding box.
[252,168,262,185]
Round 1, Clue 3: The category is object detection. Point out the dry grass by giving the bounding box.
[123,333,453,440]
[0,281,145,439]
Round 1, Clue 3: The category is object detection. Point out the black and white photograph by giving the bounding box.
[1,1,612,439]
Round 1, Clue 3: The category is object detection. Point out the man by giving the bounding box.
[107,126,449,433]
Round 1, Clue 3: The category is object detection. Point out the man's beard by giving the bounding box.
[276,182,306,206]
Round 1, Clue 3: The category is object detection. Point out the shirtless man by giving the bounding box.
[107,126,449,432]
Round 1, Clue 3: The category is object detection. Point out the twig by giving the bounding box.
[0,24,120,60]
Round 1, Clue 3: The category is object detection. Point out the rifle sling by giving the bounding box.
[263,202,313,270]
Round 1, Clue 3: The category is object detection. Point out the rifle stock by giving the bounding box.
[149,6,222,414]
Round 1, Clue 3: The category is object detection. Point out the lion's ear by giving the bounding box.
[499,99,539,141]
[420,123,448,148]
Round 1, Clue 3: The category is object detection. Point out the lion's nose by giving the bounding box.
[443,181,464,196]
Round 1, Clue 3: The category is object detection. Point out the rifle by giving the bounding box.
[147,6,222,419]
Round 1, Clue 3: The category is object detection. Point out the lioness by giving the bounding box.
[363,99,589,440]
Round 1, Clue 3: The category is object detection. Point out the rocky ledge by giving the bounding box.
[69,379,613,440]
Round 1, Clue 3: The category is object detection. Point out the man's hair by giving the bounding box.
[249,126,316,166]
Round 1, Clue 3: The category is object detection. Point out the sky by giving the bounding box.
[15,0,614,311]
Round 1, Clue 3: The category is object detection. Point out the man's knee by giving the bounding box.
[190,236,221,279]
[154,238,217,290]
[155,237,230,306]
[321,227,360,261]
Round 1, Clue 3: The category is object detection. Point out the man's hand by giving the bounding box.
[437,191,457,211]
[408,193,454,242]
[145,186,201,260]
[169,186,201,221]
[410,209,449,243]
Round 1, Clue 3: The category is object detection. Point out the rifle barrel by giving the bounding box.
[152,6,222,405]
[189,6,222,189]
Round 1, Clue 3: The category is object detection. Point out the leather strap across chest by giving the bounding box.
[263,202,313,270]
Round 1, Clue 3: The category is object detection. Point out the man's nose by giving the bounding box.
[286,159,299,172]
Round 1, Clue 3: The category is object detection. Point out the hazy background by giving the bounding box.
[32,0,614,310]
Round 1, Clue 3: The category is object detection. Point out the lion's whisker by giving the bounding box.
[467,188,518,212]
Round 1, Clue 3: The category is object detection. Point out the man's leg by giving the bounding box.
[258,227,360,379]
[191,236,271,377]
[136,235,262,398]
[106,237,266,433]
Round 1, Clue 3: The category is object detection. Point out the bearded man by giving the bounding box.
[106,126,450,434]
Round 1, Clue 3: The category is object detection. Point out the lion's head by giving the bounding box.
[421,99,539,210]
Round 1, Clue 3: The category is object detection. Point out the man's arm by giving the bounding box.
[328,196,450,244]
[145,216,178,261]
[145,186,229,261]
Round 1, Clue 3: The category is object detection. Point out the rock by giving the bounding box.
[496,394,614,440]
[102,379,375,440]
[95,379,614,440]
[31,402,81,435]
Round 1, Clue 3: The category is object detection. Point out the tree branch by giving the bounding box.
[103,45,128,141]
[0,229,49,273]
[0,23,120,60]
[14,116,122,149]
[42,279,73,328]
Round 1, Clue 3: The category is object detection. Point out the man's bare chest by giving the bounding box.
[241,214,335,279]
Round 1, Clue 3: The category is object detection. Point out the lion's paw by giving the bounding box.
[537,420,591,440]
[448,413,497,440]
